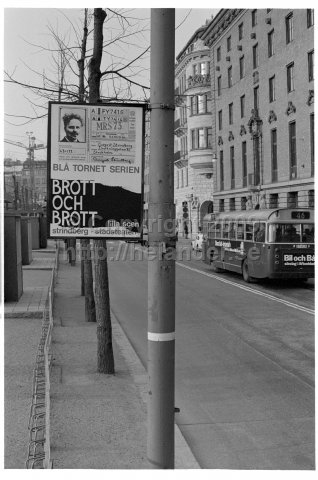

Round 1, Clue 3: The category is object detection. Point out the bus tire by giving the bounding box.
[242,259,252,283]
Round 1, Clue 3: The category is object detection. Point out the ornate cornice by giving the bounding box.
[218,136,223,146]
[202,9,244,47]
[228,131,234,141]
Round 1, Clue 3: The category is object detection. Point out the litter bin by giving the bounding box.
[30,215,40,249]
[4,213,23,302]
[39,213,47,248]
[21,216,33,265]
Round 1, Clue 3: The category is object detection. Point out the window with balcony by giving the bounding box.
[286,13,293,44]
[271,128,278,182]
[239,55,245,79]
[240,95,245,118]
[191,127,212,150]
[238,22,244,41]
[253,43,259,69]
[230,146,235,189]
[242,141,247,187]
[307,9,314,28]
[308,50,314,82]
[268,29,275,57]
[190,94,211,115]
[269,75,275,102]
[193,62,210,76]
[218,110,223,130]
[252,9,257,27]
[228,66,233,87]
[287,62,295,92]
[289,121,297,179]
[229,102,233,125]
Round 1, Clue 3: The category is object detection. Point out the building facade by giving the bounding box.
[201,8,314,212]
[174,24,215,238]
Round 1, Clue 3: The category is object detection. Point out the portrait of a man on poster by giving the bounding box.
[59,110,86,143]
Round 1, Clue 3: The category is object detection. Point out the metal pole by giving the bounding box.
[147,8,176,469]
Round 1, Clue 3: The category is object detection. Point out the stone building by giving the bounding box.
[201,8,314,212]
[174,23,215,238]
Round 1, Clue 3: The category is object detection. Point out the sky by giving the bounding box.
[3,3,219,162]
[2,0,311,163]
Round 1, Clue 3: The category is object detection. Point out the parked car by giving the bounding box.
[191,233,204,251]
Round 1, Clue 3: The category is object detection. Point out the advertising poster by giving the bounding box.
[47,102,145,239]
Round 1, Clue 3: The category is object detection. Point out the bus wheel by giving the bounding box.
[242,259,252,283]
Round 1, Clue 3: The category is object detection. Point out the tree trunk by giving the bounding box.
[82,239,96,322]
[95,239,114,373]
[89,8,115,373]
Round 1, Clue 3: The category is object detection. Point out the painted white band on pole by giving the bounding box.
[148,332,175,342]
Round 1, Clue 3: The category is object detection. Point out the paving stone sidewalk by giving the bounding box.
[50,248,199,469]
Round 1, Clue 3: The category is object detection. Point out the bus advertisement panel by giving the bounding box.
[47,102,145,239]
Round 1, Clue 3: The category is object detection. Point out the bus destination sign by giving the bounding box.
[291,211,310,220]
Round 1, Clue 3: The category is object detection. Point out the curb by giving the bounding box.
[111,308,201,469]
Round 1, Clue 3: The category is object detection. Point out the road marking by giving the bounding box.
[177,262,315,316]
[148,332,175,341]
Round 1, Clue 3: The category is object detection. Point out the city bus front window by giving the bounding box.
[269,224,302,243]
[302,224,315,243]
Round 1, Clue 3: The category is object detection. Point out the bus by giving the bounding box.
[202,208,314,282]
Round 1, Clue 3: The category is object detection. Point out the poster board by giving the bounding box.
[47,102,145,239]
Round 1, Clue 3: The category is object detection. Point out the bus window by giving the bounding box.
[269,224,301,243]
[302,224,314,243]
[282,224,301,242]
[254,222,266,242]
[237,223,244,240]
[245,223,253,241]
[215,223,221,238]
[222,222,229,239]
[229,222,236,239]
[208,222,215,238]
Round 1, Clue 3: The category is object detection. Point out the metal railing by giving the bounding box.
[26,243,59,469]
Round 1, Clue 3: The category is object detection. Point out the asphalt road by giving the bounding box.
[107,241,315,469]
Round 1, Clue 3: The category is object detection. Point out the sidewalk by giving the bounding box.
[4,241,57,468]
[50,245,199,469]
[4,240,199,469]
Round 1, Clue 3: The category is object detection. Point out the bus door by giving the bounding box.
[251,221,268,277]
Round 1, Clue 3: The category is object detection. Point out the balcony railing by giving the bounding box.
[187,73,211,89]
[174,118,187,137]
[174,151,188,169]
